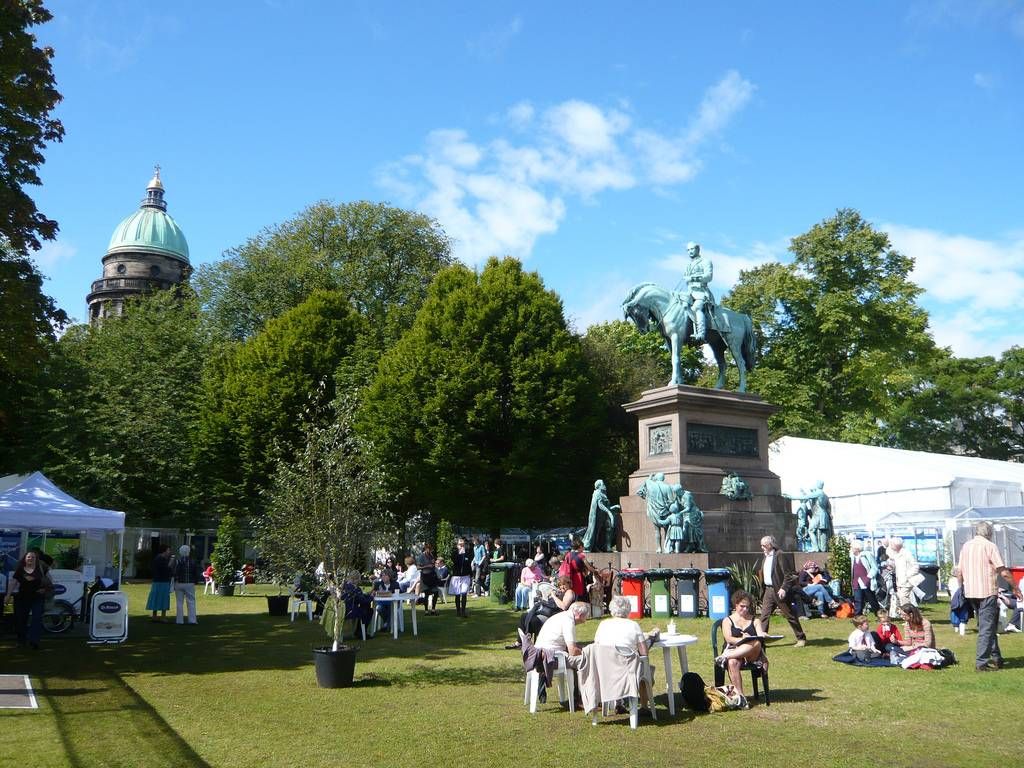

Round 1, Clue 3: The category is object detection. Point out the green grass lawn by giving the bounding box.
[1,583,1019,768]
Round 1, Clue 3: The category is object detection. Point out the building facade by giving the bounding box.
[86,168,190,322]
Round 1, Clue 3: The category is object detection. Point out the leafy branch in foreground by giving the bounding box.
[256,391,390,649]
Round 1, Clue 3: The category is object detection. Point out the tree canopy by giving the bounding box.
[0,0,64,253]
[41,291,211,524]
[196,289,365,509]
[359,257,602,528]
[727,208,938,441]
[193,201,452,346]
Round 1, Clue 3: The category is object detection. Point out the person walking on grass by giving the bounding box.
[450,537,474,619]
[958,521,1009,672]
[146,545,173,622]
[753,535,807,647]
[4,550,52,650]
[172,544,200,625]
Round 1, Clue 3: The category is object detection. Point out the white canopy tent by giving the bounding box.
[769,436,1024,531]
[0,472,125,578]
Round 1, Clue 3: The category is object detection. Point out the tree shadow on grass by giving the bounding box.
[38,672,212,768]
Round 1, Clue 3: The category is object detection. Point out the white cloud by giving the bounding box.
[467,15,523,60]
[685,70,756,146]
[884,223,1024,356]
[506,101,535,128]
[34,241,78,271]
[377,72,756,267]
[973,71,996,89]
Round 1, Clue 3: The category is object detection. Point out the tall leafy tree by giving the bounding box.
[0,246,67,471]
[727,209,938,441]
[998,346,1024,460]
[1,0,64,253]
[880,353,1014,458]
[196,290,364,508]
[41,291,210,524]
[193,201,452,347]
[359,257,602,528]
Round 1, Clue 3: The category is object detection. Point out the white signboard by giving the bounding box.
[654,594,669,613]
[678,594,695,614]
[625,594,639,614]
[710,594,727,616]
[90,591,128,643]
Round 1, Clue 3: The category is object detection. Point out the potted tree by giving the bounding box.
[211,514,242,596]
[256,391,387,688]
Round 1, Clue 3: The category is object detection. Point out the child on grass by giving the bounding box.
[848,614,881,661]
[875,608,903,650]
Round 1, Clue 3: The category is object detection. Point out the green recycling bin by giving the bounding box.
[647,568,673,618]
[489,562,516,605]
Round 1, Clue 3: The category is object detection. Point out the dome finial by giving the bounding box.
[142,165,167,211]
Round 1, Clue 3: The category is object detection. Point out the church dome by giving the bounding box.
[106,168,190,263]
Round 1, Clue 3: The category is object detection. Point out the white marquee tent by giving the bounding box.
[0,472,125,576]
[769,437,1024,532]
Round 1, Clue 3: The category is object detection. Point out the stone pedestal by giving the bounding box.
[615,385,795,557]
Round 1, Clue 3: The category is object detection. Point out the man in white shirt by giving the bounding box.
[754,535,806,647]
[889,538,920,610]
[536,602,590,656]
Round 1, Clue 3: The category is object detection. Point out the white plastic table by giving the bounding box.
[649,633,698,716]
[373,592,420,639]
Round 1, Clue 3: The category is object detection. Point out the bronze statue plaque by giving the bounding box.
[686,423,758,458]
[648,424,673,456]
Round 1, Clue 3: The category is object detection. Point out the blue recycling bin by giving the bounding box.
[704,568,732,621]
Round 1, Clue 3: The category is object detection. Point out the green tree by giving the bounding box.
[41,290,210,524]
[0,247,67,471]
[359,257,602,529]
[580,320,681,489]
[196,290,364,508]
[880,353,1015,459]
[194,201,452,347]
[0,0,64,253]
[255,396,388,649]
[726,209,938,441]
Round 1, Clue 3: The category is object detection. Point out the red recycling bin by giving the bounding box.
[619,569,647,619]
[1010,567,1024,590]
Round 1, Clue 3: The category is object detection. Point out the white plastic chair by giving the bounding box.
[289,592,313,622]
[521,631,574,713]
[231,570,247,595]
[203,574,215,595]
[436,575,451,604]
[587,645,657,730]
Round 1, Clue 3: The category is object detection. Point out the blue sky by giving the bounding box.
[30,1,1024,357]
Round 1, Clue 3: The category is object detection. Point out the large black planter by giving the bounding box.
[266,595,289,616]
[216,584,235,597]
[313,646,357,688]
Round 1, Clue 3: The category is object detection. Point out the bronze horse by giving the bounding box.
[622,282,756,391]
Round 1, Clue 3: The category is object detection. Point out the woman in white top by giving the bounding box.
[594,596,647,655]
[397,556,420,592]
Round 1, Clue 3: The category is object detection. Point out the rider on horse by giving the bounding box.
[675,242,717,341]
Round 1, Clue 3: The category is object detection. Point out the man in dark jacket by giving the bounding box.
[754,535,807,647]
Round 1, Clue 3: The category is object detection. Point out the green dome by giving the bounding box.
[107,207,190,263]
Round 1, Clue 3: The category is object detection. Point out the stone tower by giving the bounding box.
[87,167,191,322]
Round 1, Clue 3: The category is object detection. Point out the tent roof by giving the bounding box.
[770,436,1024,497]
[0,472,125,532]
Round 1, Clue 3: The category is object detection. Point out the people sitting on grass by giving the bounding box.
[997,568,1023,632]
[714,590,767,699]
[799,560,839,617]
[875,608,903,649]
[898,604,935,651]
[848,614,882,661]
[515,558,544,610]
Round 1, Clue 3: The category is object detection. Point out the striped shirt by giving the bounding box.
[958,535,1004,599]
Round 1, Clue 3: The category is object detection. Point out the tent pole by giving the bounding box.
[117,530,124,588]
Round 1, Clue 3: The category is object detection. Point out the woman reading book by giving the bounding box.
[715,590,768,698]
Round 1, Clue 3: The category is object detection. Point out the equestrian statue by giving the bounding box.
[622,242,756,392]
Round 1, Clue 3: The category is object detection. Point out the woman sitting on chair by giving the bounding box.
[716,590,767,697]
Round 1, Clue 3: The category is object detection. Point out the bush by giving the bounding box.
[211,514,242,586]
[828,535,852,596]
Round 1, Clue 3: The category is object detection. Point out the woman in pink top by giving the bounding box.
[515,558,544,610]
